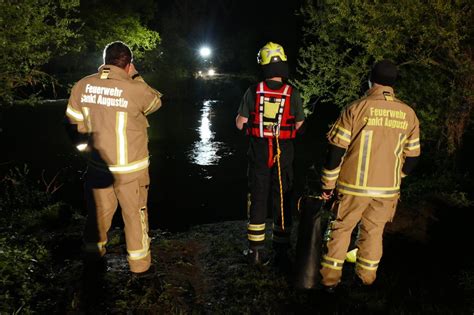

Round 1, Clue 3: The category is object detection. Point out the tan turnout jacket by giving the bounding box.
[66,65,162,180]
[322,86,420,198]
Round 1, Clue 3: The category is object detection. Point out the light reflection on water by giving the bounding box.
[187,100,230,166]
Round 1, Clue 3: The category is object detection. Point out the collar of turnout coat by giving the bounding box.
[365,85,395,98]
[97,64,131,81]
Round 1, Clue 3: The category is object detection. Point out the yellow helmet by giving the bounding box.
[257,42,287,65]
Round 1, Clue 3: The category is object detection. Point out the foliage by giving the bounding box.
[79,12,161,61]
[0,236,51,313]
[294,0,474,161]
[48,1,162,94]
[0,165,84,313]
[0,0,80,105]
[0,0,161,103]
[401,169,473,206]
[0,165,51,219]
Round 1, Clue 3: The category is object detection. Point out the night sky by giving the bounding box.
[152,0,305,73]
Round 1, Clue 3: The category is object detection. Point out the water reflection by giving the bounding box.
[188,100,228,166]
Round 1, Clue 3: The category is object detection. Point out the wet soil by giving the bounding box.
[63,205,473,314]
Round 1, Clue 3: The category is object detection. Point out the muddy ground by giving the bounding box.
[56,198,473,314]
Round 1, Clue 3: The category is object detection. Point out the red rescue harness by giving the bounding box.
[248,81,296,167]
[248,81,296,139]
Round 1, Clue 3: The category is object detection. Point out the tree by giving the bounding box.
[295,0,473,161]
[50,0,161,83]
[0,0,80,105]
[78,1,160,61]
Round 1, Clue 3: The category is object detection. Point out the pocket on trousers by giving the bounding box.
[387,197,399,222]
[138,173,150,210]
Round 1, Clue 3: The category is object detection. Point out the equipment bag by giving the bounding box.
[294,195,333,290]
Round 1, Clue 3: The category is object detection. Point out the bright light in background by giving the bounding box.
[199,46,212,58]
[207,69,215,76]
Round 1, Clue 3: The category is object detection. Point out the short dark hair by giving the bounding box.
[103,41,133,69]
[370,59,398,87]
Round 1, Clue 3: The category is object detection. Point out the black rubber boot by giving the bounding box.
[243,248,269,266]
[131,265,156,280]
[243,248,260,265]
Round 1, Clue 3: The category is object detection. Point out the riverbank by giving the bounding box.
[70,207,474,314]
[2,197,471,313]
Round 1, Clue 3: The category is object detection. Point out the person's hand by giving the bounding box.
[321,189,333,200]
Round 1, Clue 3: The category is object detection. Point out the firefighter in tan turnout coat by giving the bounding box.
[65,41,162,274]
[319,60,420,290]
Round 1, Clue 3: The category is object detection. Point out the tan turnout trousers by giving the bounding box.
[321,194,398,286]
[83,170,151,273]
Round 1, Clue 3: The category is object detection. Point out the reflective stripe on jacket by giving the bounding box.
[322,86,421,197]
[66,64,162,176]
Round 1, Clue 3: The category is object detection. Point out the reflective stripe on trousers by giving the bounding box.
[83,170,152,273]
[320,194,398,286]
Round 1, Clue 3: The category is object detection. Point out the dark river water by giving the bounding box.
[0,79,335,231]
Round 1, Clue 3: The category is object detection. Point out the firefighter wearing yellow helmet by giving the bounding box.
[235,42,305,269]
[257,42,288,65]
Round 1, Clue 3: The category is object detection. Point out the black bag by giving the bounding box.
[294,195,331,290]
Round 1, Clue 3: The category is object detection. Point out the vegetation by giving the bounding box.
[0,1,473,313]
[0,166,84,313]
[0,0,161,104]
[1,172,472,313]
[0,0,80,104]
[69,0,161,71]
[294,0,473,202]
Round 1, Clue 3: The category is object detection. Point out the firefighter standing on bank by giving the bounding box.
[319,60,420,290]
[65,41,163,274]
[236,42,305,266]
